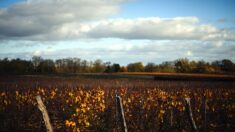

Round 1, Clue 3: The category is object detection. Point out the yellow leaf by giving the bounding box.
[84,121,90,127]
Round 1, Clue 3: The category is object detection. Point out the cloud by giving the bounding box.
[0,0,125,39]
[84,17,235,41]
[0,0,235,42]
[1,40,234,65]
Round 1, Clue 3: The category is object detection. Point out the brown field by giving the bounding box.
[0,74,235,131]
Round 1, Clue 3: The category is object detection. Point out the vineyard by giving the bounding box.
[0,75,235,131]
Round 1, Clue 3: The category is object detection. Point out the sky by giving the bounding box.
[0,0,235,65]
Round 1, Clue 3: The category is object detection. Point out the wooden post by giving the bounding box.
[185,98,197,132]
[36,96,53,132]
[203,96,207,132]
[116,95,128,132]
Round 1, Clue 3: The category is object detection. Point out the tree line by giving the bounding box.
[0,57,234,74]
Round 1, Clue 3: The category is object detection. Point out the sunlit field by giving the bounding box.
[0,75,234,131]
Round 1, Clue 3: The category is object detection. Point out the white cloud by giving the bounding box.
[0,0,125,38]
[1,0,235,42]
[1,40,234,65]
[5,16,235,41]
[83,17,235,41]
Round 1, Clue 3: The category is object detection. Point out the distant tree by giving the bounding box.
[104,65,111,73]
[66,58,74,73]
[193,60,215,73]
[12,59,34,74]
[212,61,222,73]
[221,59,235,73]
[0,59,3,73]
[120,66,127,72]
[157,61,175,73]
[55,59,63,73]
[32,56,43,72]
[0,57,234,74]
[211,59,235,73]
[190,60,197,71]
[174,58,191,73]
[55,58,82,73]
[0,58,10,73]
[112,63,121,72]
[127,62,144,72]
[92,59,106,73]
[104,62,112,73]
[80,60,90,73]
[71,58,81,73]
[105,63,121,73]
[199,61,207,73]
[38,59,56,73]
[144,63,156,72]
[0,58,34,74]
